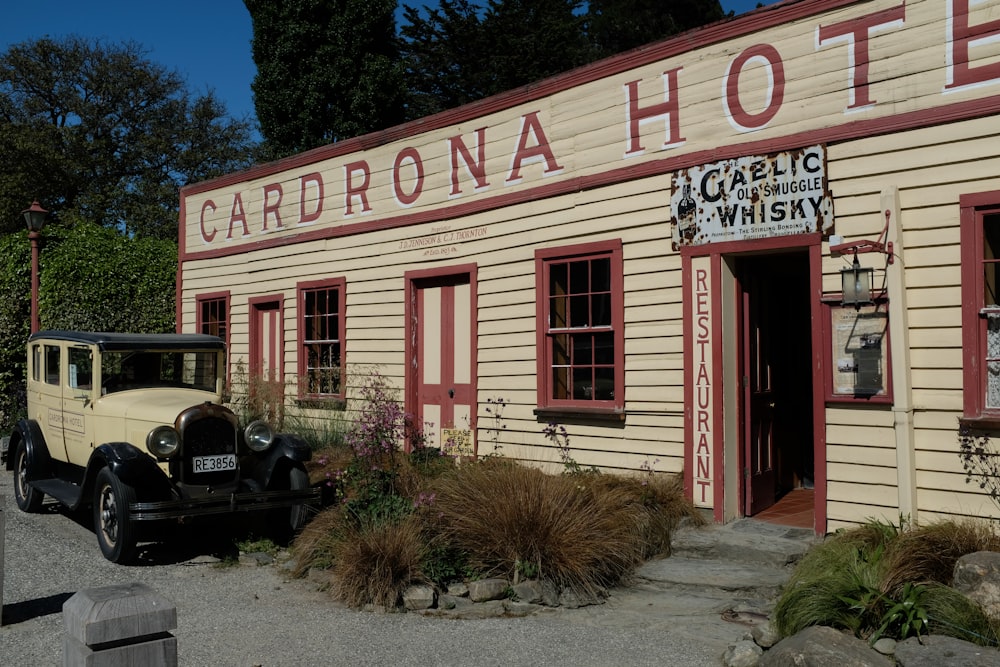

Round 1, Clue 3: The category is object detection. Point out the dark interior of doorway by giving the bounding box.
[738,251,814,521]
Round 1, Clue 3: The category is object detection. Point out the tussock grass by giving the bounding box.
[331,516,426,609]
[293,451,698,605]
[881,519,1000,594]
[774,517,1000,646]
[425,460,662,595]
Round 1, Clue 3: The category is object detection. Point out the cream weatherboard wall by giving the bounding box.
[178,0,1000,532]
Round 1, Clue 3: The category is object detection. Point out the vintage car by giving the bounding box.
[5,330,319,563]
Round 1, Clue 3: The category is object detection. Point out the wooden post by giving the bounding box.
[63,583,177,666]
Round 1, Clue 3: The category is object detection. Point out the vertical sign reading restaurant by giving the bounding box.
[691,256,713,507]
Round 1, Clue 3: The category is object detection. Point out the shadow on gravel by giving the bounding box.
[2,592,74,625]
[54,503,261,566]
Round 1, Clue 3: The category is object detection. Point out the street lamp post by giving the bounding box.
[22,200,49,334]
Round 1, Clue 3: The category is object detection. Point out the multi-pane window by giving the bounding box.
[536,240,623,410]
[298,279,345,398]
[198,294,229,339]
[984,213,1000,409]
[961,193,1000,421]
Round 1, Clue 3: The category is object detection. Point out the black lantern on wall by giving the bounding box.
[840,250,874,309]
[830,209,893,310]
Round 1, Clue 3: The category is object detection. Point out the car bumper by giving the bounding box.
[128,486,321,521]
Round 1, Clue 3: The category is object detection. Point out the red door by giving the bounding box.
[408,272,475,454]
[249,296,283,422]
[741,265,777,515]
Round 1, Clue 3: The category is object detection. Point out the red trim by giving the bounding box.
[960,191,1000,420]
[295,277,347,400]
[808,244,827,534]
[711,253,725,521]
[534,239,625,412]
[404,264,479,453]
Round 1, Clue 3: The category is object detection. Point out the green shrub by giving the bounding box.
[774,518,1000,646]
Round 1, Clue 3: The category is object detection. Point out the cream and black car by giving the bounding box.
[6,330,318,563]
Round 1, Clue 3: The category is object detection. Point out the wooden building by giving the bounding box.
[177,0,1000,533]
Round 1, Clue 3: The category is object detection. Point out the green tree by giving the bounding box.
[245,0,407,158]
[400,0,591,120]
[39,221,177,334]
[399,0,492,119]
[0,36,256,240]
[586,0,728,58]
[400,0,726,121]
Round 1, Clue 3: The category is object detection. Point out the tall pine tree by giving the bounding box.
[245,0,406,157]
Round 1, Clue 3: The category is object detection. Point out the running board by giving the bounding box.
[31,478,84,509]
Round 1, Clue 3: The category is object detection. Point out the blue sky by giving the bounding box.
[0,1,773,129]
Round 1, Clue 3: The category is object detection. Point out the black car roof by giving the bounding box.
[29,330,225,352]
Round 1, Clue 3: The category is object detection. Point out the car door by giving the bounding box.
[62,344,96,466]
[29,341,70,462]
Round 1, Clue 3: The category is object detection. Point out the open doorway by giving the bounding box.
[737,251,814,520]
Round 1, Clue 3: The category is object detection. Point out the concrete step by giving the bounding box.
[670,518,818,569]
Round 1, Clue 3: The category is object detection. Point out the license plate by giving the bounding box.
[192,454,237,473]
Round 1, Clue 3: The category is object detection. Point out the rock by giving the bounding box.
[558,587,604,609]
[402,584,436,611]
[894,634,1000,667]
[724,639,763,667]
[953,551,1000,619]
[502,600,544,617]
[540,579,560,607]
[239,552,274,566]
[512,579,544,604]
[468,578,509,602]
[871,638,896,656]
[750,620,780,648]
[446,582,469,597]
[761,626,890,666]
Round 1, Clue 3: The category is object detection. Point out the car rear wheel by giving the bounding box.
[94,467,138,564]
[13,444,44,513]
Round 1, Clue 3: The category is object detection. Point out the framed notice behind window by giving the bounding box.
[822,299,892,403]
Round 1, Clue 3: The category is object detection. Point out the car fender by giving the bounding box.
[86,443,172,500]
[6,419,52,477]
[247,433,312,489]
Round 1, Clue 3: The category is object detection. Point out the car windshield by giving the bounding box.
[101,350,218,394]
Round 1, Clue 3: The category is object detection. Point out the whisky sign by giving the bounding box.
[671,145,834,249]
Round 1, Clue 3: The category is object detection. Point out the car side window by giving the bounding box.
[68,347,93,390]
[44,345,60,385]
[31,344,41,382]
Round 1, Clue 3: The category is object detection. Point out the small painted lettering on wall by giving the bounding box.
[397,225,488,257]
[670,145,835,249]
[693,264,712,507]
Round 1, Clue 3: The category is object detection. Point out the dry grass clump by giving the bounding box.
[331,516,427,609]
[291,504,349,579]
[424,460,687,595]
[881,519,1000,594]
[581,471,704,558]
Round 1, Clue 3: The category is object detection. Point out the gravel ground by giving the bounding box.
[0,469,739,666]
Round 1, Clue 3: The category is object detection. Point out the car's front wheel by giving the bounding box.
[268,465,311,544]
[13,444,44,513]
[94,467,138,564]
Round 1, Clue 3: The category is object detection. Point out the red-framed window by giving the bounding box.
[196,292,230,340]
[535,239,624,413]
[196,292,230,381]
[961,191,1000,423]
[297,278,346,399]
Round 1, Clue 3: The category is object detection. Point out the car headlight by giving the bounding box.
[147,426,180,458]
[244,420,274,452]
